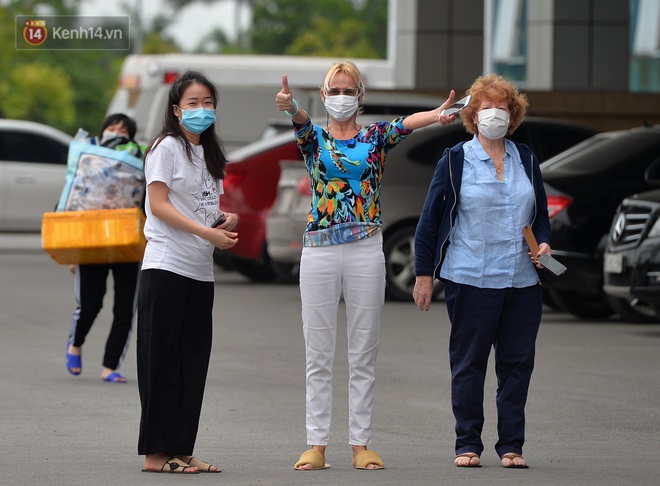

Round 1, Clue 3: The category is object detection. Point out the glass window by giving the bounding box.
[0,131,68,165]
[542,132,660,179]
[492,0,527,84]
[630,0,660,93]
[632,0,660,54]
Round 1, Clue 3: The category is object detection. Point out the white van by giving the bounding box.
[107,54,444,151]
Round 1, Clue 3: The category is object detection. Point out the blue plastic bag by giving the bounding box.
[56,141,145,212]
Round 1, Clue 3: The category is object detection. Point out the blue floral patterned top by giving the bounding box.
[293,116,412,247]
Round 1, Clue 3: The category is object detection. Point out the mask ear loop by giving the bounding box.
[174,105,183,124]
[321,87,330,128]
[357,85,364,116]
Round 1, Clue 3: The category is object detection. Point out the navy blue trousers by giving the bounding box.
[444,280,542,458]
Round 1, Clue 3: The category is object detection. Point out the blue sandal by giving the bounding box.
[66,341,81,376]
[102,371,127,383]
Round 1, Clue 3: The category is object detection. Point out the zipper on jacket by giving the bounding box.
[433,149,458,278]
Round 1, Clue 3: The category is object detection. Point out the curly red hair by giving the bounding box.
[461,74,528,135]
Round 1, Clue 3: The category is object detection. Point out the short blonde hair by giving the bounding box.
[461,74,528,135]
[322,61,366,96]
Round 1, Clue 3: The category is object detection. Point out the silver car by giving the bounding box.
[266,117,600,301]
[0,119,71,232]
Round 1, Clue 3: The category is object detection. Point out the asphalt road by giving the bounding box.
[1,234,659,485]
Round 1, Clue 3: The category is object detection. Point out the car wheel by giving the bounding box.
[605,296,660,324]
[270,259,300,284]
[383,225,444,302]
[548,288,614,319]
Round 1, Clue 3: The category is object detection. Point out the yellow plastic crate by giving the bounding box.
[42,208,146,264]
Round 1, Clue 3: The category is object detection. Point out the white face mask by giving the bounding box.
[324,94,359,122]
[100,131,122,145]
[477,108,510,140]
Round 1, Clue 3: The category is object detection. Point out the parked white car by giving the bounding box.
[0,119,71,232]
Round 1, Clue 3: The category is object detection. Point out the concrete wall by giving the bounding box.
[391,0,483,90]
[542,0,629,90]
[398,0,656,131]
[414,0,484,90]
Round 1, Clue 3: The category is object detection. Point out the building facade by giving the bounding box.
[391,0,659,131]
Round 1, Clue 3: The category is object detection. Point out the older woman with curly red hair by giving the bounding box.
[413,74,553,469]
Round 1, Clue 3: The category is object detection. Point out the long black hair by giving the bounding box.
[145,70,227,180]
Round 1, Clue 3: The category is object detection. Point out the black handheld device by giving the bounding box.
[211,213,227,228]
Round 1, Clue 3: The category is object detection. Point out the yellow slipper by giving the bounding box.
[352,450,385,470]
[294,449,330,471]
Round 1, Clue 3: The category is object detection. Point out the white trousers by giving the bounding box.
[299,232,385,446]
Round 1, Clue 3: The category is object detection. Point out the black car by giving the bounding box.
[603,188,660,323]
[540,125,660,318]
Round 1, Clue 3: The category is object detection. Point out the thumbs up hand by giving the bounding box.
[276,74,294,112]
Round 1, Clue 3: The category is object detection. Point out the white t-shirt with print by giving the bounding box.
[142,136,223,282]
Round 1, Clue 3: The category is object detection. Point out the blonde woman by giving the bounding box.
[276,61,456,471]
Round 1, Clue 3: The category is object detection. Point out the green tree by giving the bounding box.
[0,63,75,126]
[55,49,126,135]
[286,17,379,58]
[0,6,15,74]
[0,1,127,134]
[0,0,81,14]
[250,0,387,58]
[359,0,388,58]
[142,31,182,54]
[250,0,355,54]
[194,26,256,54]
[155,0,256,54]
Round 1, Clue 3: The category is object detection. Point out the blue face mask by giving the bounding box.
[178,107,216,134]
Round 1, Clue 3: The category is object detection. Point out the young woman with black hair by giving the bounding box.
[137,71,239,474]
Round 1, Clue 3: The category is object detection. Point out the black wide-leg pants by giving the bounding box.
[137,269,214,456]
